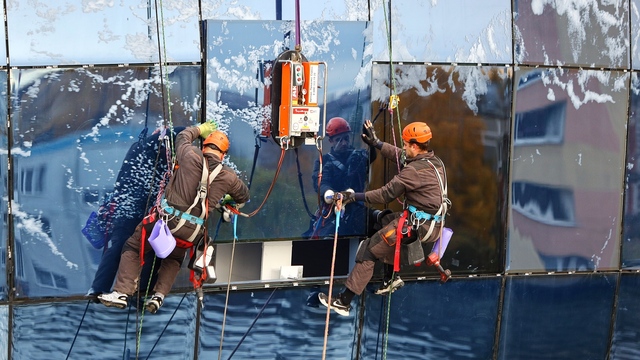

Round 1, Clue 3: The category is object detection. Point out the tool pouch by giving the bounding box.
[404,239,425,265]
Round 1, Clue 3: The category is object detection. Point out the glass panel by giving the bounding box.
[633,0,640,69]
[198,286,356,358]
[0,71,7,301]
[514,0,629,68]
[611,273,640,359]
[360,277,500,359]
[0,305,6,360]
[204,20,372,241]
[12,295,196,359]
[371,63,511,275]
[7,0,199,66]
[202,0,369,21]
[623,73,640,269]
[508,67,627,272]
[371,0,512,63]
[10,66,198,298]
[0,1,6,66]
[498,274,616,360]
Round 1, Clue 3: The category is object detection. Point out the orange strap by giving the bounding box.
[394,210,409,272]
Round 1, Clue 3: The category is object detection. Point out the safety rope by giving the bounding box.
[226,288,278,360]
[218,213,239,360]
[143,292,188,360]
[65,300,91,359]
[321,196,343,360]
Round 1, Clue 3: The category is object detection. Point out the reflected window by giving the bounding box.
[514,102,566,145]
[512,181,575,226]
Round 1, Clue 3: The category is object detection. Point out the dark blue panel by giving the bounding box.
[198,286,357,359]
[360,278,501,359]
[499,274,617,360]
[611,273,640,359]
[12,293,197,359]
[9,66,199,298]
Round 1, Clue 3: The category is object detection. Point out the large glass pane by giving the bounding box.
[611,273,640,359]
[508,67,627,273]
[623,73,640,269]
[7,0,200,66]
[0,305,6,360]
[633,0,640,69]
[371,0,512,63]
[498,274,617,360]
[204,20,372,241]
[12,295,196,359]
[198,286,357,358]
[360,277,500,359]
[514,0,629,68]
[202,0,369,21]
[371,63,511,276]
[0,1,6,66]
[10,66,198,298]
[0,71,7,301]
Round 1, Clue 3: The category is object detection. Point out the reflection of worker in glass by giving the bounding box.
[86,127,184,297]
[307,117,378,238]
[319,121,449,317]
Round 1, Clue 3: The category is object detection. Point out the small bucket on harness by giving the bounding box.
[149,219,176,258]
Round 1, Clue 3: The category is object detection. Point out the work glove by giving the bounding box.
[361,119,382,148]
[197,121,218,139]
[337,189,356,205]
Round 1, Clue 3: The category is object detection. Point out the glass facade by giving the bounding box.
[0,1,637,359]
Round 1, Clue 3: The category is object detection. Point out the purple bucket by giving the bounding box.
[149,219,176,258]
[431,227,453,259]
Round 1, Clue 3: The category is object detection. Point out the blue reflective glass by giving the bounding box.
[372,0,512,63]
[198,286,357,358]
[623,73,640,269]
[498,274,616,360]
[0,70,7,301]
[514,0,629,68]
[360,278,501,359]
[7,1,199,66]
[633,0,640,69]
[204,20,372,241]
[10,66,198,298]
[12,295,197,359]
[202,0,368,21]
[611,273,640,359]
[0,305,6,359]
[371,63,511,275]
[508,67,627,272]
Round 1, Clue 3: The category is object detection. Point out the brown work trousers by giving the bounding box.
[113,218,189,296]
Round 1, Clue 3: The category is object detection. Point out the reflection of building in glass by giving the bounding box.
[510,69,624,272]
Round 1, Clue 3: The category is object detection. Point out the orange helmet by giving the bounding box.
[203,130,230,153]
[402,122,432,143]
[326,117,351,137]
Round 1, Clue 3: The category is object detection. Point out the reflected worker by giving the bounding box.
[99,123,250,313]
[87,127,184,297]
[319,120,450,316]
[307,117,379,238]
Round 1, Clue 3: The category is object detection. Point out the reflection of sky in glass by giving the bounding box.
[7,0,200,65]
[371,0,512,63]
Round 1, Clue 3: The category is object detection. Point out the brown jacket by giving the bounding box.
[364,142,446,242]
[163,126,250,240]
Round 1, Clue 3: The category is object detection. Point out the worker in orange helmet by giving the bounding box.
[306,117,379,238]
[99,122,250,313]
[319,120,450,316]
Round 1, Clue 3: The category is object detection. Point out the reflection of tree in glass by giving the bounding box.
[370,66,509,273]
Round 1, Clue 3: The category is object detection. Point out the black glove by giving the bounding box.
[361,120,382,148]
[338,190,356,205]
